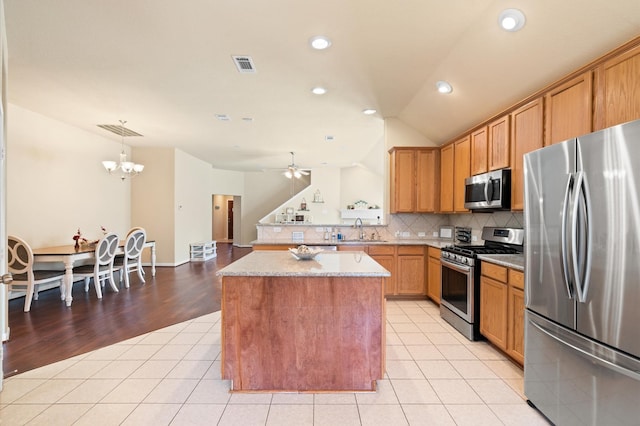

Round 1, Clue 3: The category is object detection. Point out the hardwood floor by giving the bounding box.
[2,243,252,378]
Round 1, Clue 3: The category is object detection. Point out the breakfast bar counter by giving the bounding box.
[217,250,390,392]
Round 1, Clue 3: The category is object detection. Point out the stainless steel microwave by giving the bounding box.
[464,169,511,211]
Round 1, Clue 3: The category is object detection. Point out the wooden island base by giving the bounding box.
[221,275,385,392]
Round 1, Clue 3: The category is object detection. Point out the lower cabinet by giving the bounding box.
[396,246,426,296]
[480,261,524,364]
[368,245,397,296]
[427,247,441,304]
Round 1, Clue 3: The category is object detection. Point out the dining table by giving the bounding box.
[32,240,156,307]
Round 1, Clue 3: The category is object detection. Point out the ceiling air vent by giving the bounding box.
[97,124,143,137]
[232,55,256,73]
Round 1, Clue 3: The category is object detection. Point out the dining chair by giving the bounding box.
[7,235,66,312]
[113,228,146,288]
[72,232,120,299]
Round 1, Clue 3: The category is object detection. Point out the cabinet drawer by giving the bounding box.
[482,262,508,282]
[509,269,525,290]
[368,245,395,255]
[427,246,441,258]
[397,245,424,255]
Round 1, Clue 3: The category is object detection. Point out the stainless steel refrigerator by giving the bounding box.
[524,119,640,425]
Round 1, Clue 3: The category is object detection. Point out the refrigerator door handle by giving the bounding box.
[560,174,575,298]
[576,172,593,303]
[529,318,640,381]
[571,172,593,303]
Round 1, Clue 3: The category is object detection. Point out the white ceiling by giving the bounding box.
[4,0,640,172]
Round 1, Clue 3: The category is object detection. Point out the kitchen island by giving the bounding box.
[217,250,390,392]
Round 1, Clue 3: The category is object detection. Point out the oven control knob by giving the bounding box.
[461,257,467,264]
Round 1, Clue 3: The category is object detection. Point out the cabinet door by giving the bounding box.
[507,286,525,365]
[416,149,439,212]
[510,98,544,211]
[488,115,510,170]
[397,247,426,295]
[427,254,441,304]
[480,276,508,350]
[470,127,488,176]
[594,43,640,130]
[453,136,470,212]
[439,144,454,212]
[545,72,593,146]
[371,254,396,296]
[389,148,415,213]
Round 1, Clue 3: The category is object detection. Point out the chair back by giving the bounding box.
[7,235,34,275]
[96,232,119,266]
[127,226,144,237]
[125,228,146,260]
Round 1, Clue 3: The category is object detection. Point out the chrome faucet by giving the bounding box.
[354,218,366,240]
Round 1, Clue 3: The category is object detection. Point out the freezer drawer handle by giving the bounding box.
[530,319,640,381]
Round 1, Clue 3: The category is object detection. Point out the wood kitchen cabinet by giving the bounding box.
[368,245,397,296]
[389,147,439,213]
[470,126,488,176]
[439,144,454,212]
[337,245,368,252]
[426,247,441,304]
[416,149,439,212]
[545,72,593,146]
[594,43,640,130]
[507,269,525,364]
[453,136,470,212]
[480,261,525,364]
[396,246,426,296]
[510,98,544,211]
[480,263,508,350]
[488,115,510,170]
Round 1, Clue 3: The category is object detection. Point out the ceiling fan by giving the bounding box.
[282,152,310,179]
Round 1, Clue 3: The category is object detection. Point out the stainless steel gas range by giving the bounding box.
[440,226,524,341]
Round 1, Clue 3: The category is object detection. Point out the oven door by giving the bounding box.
[440,258,474,323]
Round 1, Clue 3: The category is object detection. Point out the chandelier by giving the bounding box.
[102,120,144,180]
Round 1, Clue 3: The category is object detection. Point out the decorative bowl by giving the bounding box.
[289,246,322,260]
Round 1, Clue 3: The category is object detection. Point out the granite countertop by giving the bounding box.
[477,254,525,271]
[217,250,391,277]
[252,239,452,249]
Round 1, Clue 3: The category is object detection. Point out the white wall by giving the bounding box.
[7,104,131,248]
[174,149,212,263]
[131,147,175,264]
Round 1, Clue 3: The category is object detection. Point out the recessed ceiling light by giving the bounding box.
[312,87,327,95]
[325,135,335,142]
[242,117,254,122]
[499,9,526,32]
[215,114,230,121]
[362,108,377,115]
[310,36,331,50]
[436,81,453,94]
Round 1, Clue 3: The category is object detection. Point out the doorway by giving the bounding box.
[227,200,233,239]
[212,194,237,243]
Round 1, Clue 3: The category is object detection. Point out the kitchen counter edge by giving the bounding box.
[251,239,452,249]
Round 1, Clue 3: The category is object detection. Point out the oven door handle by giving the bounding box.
[440,258,472,274]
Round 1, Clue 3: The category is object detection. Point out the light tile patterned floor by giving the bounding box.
[0,300,549,425]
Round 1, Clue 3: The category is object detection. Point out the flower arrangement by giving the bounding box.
[72,228,88,249]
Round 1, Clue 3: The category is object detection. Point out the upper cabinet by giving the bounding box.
[439,144,454,213]
[510,98,544,211]
[488,115,510,170]
[453,136,470,213]
[545,71,593,146]
[594,43,640,130]
[470,126,488,176]
[415,148,440,212]
[389,147,439,213]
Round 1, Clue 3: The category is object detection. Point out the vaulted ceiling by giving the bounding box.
[4,0,640,172]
